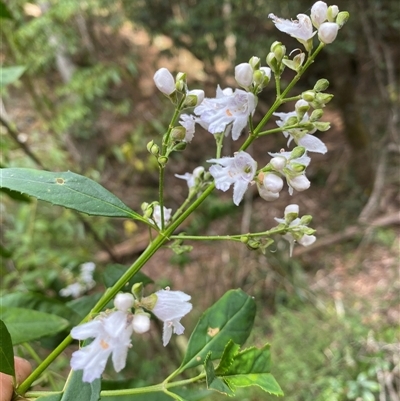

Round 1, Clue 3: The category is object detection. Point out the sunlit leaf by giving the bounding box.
[0,168,145,221]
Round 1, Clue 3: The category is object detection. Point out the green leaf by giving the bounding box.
[0,243,12,258]
[179,289,256,371]
[213,343,283,396]
[0,168,145,221]
[0,306,69,344]
[60,369,101,401]
[66,293,102,320]
[0,292,80,326]
[0,66,25,88]
[0,319,14,376]
[204,352,234,396]
[0,187,31,202]
[102,264,154,289]
[0,1,12,19]
[36,394,62,401]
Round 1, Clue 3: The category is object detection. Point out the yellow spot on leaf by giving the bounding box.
[56,178,65,185]
[207,327,220,337]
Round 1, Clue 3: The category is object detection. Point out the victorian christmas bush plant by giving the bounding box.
[0,2,349,400]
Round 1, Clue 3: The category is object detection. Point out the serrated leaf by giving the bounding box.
[0,168,145,221]
[216,344,283,396]
[0,187,31,202]
[102,264,153,289]
[215,340,241,374]
[0,306,69,344]
[0,319,14,376]
[204,352,234,396]
[179,289,256,371]
[0,66,25,88]
[60,369,101,401]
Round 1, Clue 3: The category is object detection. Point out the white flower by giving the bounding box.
[152,205,172,229]
[70,303,134,382]
[175,166,205,189]
[259,66,272,81]
[207,151,257,206]
[273,111,327,154]
[235,63,253,88]
[194,86,256,140]
[185,89,205,107]
[153,68,175,95]
[132,314,151,334]
[114,293,134,312]
[269,13,315,42]
[179,114,197,143]
[60,282,85,298]
[275,204,316,256]
[311,1,328,28]
[287,174,311,192]
[152,290,192,346]
[263,173,284,193]
[59,262,96,298]
[318,22,339,44]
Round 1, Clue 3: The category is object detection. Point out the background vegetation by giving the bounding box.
[1,0,399,399]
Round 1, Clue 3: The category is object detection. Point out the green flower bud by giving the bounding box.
[286,116,298,126]
[290,162,306,173]
[247,239,260,250]
[171,126,186,141]
[327,5,339,22]
[300,122,315,131]
[310,109,324,122]
[147,140,160,156]
[266,52,279,74]
[140,293,158,311]
[249,56,261,69]
[271,41,286,62]
[316,92,334,105]
[175,72,187,92]
[300,215,313,225]
[290,146,306,159]
[313,121,331,131]
[314,79,330,92]
[132,282,144,300]
[157,156,168,167]
[302,90,316,102]
[240,236,249,244]
[173,142,187,151]
[336,11,349,28]
[141,202,154,218]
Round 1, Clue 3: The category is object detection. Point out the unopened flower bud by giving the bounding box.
[300,214,313,225]
[295,99,310,120]
[310,109,324,122]
[132,314,151,334]
[147,140,160,156]
[248,56,261,70]
[313,121,331,131]
[153,68,175,95]
[284,204,299,223]
[266,52,279,74]
[253,70,264,86]
[240,236,249,244]
[235,62,253,88]
[318,22,339,44]
[290,162,306,173]
[171,126,186,141]
[336,11,349,28]
[290,146,306,159]
[258,184,280,201]
[175,72,187,92]
[141,203,153,219]
[314,78,329,92]
[270,156,287,171]
[327,5,339,22]
[157,156,168,167]
[300,122,315,131]
[302,90,316,102]
[247,239,260,250]
[286,116,298,126]
[288,175,311,192]
[173,142,187,151]
[132,282,144,300]
[259,67,271,86]
[184,90,205,107]
[271,41,286,62]
[316,92,334,105]
[311,1,328,28]
[114,293,134,312]
[263,173,284,193]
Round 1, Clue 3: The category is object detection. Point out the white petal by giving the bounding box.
[71,320,103,340]
[172,319,185,335]
[162,322,173,346]
[298,134,327,153]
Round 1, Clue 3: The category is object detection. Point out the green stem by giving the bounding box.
[17,183,216,396]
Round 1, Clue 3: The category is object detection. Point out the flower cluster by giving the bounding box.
[60,262,96,298]
[71,288,192,382]
[269,1,349,50]
[275,204,316,256]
